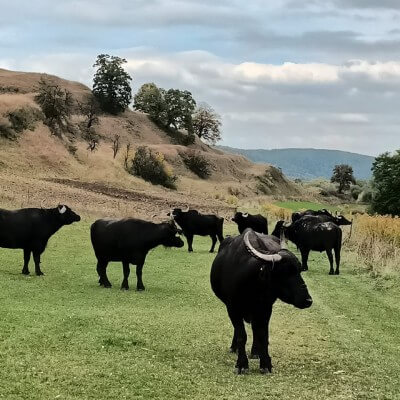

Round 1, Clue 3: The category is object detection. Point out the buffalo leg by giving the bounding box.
[334,244,341,275]
[121,261,130,290]
[186,234,194,252]
[209,234,217,253]
[228,308,248,374]
[326,249,335,275]
[32,251,44,276]
[97,260,111,287]
[21,248,31,275]
[300,248,310,271]
[136,263,145,291]
[252,318,272,373]
[230,329,238,353]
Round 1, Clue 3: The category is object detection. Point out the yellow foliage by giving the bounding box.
[262,203,292,221]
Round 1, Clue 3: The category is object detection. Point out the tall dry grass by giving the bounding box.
[350,214,400,276]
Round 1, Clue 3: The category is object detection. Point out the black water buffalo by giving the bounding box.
[292,209,352,226]
[232,212,268,234]
[0,205,81,275]
[210,229,312,374]
[168,208,224,253]
[273,216,342,275]
[291,209,332,222]
[90,218,184,290]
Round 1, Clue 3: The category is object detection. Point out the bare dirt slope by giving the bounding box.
[0,68,299,218]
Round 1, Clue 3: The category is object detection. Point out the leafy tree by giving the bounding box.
[92,54,132,115]
[163,89,196,131]
[34,78,74,137]
[134,83,166,122]
[370,151,400,215]
[192,103,222,144]
[331,164,356,193]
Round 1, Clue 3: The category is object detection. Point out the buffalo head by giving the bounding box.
[243,231,312,309]
[56,205,81,225]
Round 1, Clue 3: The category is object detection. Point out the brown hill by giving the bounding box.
[0,68,299,218]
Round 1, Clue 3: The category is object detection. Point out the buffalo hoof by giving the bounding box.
[121,286,129,291]
[209,250,215,253]
[21,270,30,275]
[249,353,259,359]
[103,283,112,288]
[335,270,340,275]
[260,367,272,374]
[235,367,249,375]
[36,271,44,276]
[329,270,334,275]
[301,267,308,272]
[136,287,145,291]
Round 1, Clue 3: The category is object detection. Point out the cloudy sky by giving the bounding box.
[1,0,400,155]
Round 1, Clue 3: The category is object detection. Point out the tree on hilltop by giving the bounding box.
[192,103,222,144]
[92,54,132,115]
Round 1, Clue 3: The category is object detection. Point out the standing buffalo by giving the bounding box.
[273,216,343,275]
[168,208,224,253]
[292,209,352,226]
[232,212,268,234]
[90,218,184,290]
[0,205,81,275]
[210,229,312,374]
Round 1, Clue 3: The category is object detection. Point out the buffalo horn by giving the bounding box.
[244,232,282,262]
[183,204,190,212]
[243,212,249,218]
[280,229,288,250]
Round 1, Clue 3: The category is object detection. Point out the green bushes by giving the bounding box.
[180,151,211,179]
[130,146,177,189]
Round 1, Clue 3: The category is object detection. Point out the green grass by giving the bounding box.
[274,201,338,212]
[0,220,399,399]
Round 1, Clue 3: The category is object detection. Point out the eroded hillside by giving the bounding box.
[0,68,299,218]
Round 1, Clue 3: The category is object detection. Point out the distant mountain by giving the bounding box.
[217,146,375,180]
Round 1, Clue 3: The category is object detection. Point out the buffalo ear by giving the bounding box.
[58,205,67,214]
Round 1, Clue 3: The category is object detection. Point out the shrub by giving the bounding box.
[130,146,177,189]
[34,78,74,137]
[7,107,42,133]
[180,151,211,179]
[0,117,14,139]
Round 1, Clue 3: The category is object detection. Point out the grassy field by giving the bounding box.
[0,220,399,399]
[274,201,338,212]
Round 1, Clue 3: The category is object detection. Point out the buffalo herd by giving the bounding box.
[0,203,352,374]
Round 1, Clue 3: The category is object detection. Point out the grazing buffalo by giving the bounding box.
[90,218,184,290]
[0,205,81,275]
[232,212,268,234]
[210,229,312,374]
[292,209,352,226]
[291,209,332,222]
[273,216,343,275]
[168,208,224,253]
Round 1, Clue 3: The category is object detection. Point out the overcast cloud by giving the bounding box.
[1,0,400,155]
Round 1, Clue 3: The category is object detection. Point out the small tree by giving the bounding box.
[370,151,400,215]
[92,54,132,115]
[78,94,101,151]
[192,103,222,144]
[111,134,121,158]
[331,164,356,193]
[34,78,74,137]
[123,142,132,170]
